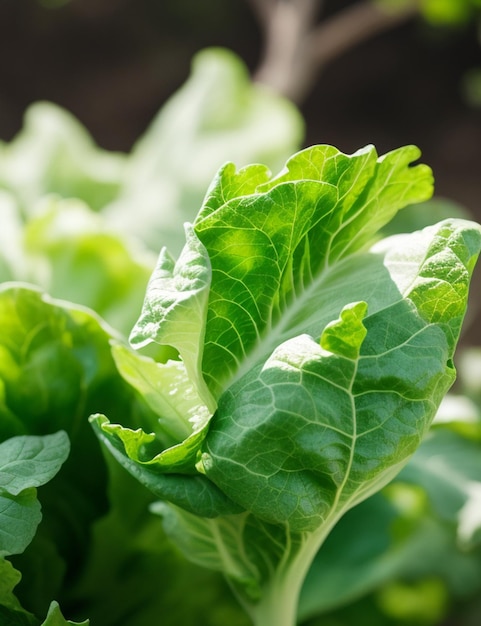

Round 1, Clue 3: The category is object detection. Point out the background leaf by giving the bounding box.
[0,431,69,497]
[0,284,139,619]
[41,602,89,626]
[103,47,303,255]
[0,489,41,558]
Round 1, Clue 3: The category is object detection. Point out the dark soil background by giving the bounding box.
[1,0,480,342]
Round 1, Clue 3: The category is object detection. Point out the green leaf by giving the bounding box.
[0,433,70,625]
[0,283,129,441]
[111,342,211,447]
[0,432,69,558]
[0,431,70,497]
[0,490,41,558]
[0,101,125,214]
[114,146,480,531]
[0,559,23,613]
[129,224,214,409]
[195,144,433,397]
[93,414,206,474]
[40,601,89,626]
[21,197,155,337]
[90,414,242,518]
[105,47,303,255]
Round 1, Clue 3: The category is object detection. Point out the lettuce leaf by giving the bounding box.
[0,196,155,337]
[0,102,125,214]
[103,47,303,254]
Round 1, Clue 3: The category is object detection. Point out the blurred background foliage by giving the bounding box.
[1,2,481,626]
[1,0,480,208]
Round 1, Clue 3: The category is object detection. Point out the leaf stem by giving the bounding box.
[239,516,341,626]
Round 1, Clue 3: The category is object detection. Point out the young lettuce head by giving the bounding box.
[91,143,481,626]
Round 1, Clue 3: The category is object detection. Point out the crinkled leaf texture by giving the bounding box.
[200,219,476,530]
[91,144,481,623]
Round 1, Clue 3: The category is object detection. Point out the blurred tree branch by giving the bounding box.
[250,0,421,102]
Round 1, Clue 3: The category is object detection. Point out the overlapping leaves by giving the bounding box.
[93,144,480,531]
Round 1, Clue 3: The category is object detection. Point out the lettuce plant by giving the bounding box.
[89,143,481,626]
[2,41,480,626]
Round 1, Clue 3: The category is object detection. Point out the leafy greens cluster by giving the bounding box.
[1,46,481,626]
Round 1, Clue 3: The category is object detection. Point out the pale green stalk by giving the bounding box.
[235,517,342,626]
